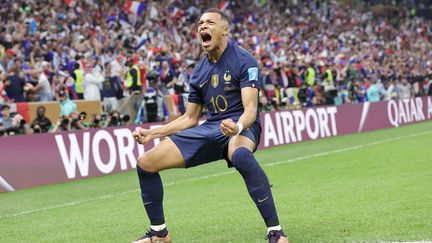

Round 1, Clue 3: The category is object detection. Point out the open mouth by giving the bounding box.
[201,32,212,47]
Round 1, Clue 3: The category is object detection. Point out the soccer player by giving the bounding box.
[132,8,288,243]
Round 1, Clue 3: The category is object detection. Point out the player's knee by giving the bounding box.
[231,147,255,171]
[137,154,159,173]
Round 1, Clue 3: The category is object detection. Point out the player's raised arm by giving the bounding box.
[133,102,203,144]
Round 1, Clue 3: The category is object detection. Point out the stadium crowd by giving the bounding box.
[0,0,432,136]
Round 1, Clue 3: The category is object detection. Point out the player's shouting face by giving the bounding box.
[198,12,229,53]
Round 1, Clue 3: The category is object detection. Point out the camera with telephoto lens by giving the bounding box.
[143,89,159,122]
[79,111,87,121]
[108,113,130,127]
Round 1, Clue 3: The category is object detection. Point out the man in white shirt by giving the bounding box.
[397,79,412,100]
[33,61,53,102]
[83,60,104,101]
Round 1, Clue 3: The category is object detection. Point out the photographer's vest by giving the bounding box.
[126,65,141,88]
[306,67,316,86]
[325,69,333,81]
[74,69,84,94]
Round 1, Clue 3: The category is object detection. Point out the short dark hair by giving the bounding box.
[1,104,10,111]
[202,8,229,23]
[37,106,46,112]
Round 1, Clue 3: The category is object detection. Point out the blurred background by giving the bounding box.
[0,0,431,136]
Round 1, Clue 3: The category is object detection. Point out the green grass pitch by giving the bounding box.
[1,121,432,242]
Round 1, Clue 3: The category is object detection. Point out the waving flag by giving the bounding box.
[63,0,76,7]
[170,7,184,19]
[124,1,146,16]
[64,0,76,7]
[218,1,229,11]
[250,35,261,45]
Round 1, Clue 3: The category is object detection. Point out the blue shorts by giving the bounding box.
[170,120,261,168]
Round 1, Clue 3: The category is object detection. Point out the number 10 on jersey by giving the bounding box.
[210,95,228,113]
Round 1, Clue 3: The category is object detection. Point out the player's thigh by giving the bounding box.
[137,138,185,172]
[227,135,255,162]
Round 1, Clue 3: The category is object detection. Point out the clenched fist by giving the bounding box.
[133,127,153,144]
[220,119,241,137]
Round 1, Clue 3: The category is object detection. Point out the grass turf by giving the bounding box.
[1,121,432,242]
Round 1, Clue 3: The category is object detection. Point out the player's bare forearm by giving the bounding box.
[238,87,259,129]
[146,102,204,139]
[220,87,258,136]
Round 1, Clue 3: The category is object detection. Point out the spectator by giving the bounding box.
[3,63,29,102]
[32,61,53,102]
[174,63,194,114]
[58,90,77,116]
[367,80,380,102]
[259,64,276,106]
[382,80,398,101]
[398,79,413,100]
[356,81,368,103]
[110,56,125,90]
[0,0,429,120]
[101,62,121,113]
[160,60,175,95]
[83,60,104,101]
[31,106,52,133]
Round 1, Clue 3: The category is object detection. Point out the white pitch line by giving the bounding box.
[1,129,431,219]
[0,176,15,192]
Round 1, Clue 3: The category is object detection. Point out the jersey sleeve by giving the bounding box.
[187,82,204,104]
[239,56,260,90]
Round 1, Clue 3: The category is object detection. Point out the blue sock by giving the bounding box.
[231,147,280,227]
[137,166,165,225]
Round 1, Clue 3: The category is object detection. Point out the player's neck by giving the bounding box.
[207,41,228,63]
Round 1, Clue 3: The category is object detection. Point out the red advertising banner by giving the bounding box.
[1,96,431,192]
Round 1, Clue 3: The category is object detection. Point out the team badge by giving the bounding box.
[211,74,219,88]
[223,71,231,82]
[223,70,233,91]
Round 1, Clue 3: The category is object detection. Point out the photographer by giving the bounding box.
[69,111,87,130]
[0,104,27,136]
[297,82,314,107]
[31,106,52,133]
[50,111,87,133]
[106,111,130,127]
[51,115,71,133]
[90,114,105,129]
[0,105,13,130]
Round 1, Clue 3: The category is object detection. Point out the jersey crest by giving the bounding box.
[211,73,219,88]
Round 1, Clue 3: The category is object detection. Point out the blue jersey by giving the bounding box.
[188,43,260,124]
